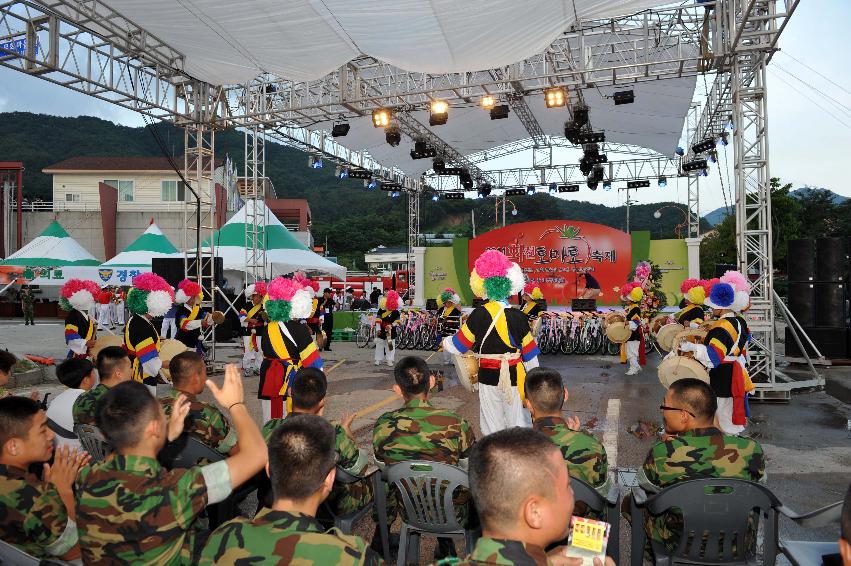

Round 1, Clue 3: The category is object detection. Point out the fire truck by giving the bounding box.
[314,270,410,298]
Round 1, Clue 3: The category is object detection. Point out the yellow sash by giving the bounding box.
[482,302,528,401]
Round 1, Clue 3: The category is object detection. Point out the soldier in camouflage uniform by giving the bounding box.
[161,351,238,455]
[0,396,88,560]
[75,367,268,565]
[261,367,371,516]
[19,285,35,325]
[523,368,611,505]
[200,414,379,565]
[438,428,581,566]
[636,378,765,552]
[71,346,131,427]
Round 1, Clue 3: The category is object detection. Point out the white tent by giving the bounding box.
[203,200,347,279]
[1,221,99,267]
[102,222,181,267]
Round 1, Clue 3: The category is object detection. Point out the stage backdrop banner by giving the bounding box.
[0,265,150,287]
[468,221,633,305]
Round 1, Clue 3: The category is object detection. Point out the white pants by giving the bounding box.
[626,340,640,372]
[374,337,396,365]
[98,304,113,329]
[715,397,746,435]
[443,347,453,365]
[114,302,125,325]
[161,317,177,339]
[479,383,532,436]
[260,399,287,424]
[243,335,262,370]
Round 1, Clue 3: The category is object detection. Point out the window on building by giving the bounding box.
[161,180,178,201]
[65,193,80,202]
[118,180,134,202]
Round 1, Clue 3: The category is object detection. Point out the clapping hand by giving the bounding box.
[44,446,90,492]
[166,393,191,442]
[207,364,245,411]
[341,412,356,438]
[565,415,582,431]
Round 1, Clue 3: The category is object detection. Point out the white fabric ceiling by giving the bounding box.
[100,0,666,84]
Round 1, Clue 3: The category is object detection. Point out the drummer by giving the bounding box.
[374,290,402,367]
[240,281,268,375]
[59,279,100,359]
[622,282,645,376]
[679,271,754,435]
[174,278,210,354]
[520,283,547,327]
[124,273,175,393]
[436,288,462,365]
[676,279,707,328]
[443,249,540,435]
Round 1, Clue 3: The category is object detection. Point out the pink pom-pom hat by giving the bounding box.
[680,278,700,294]
[177,278,202,298]
[721,270,750,292]
[61,279,100,299]
[474,249,512,278]
[385,290,400,311]
[267,277,303,301]
[253,281,268,297]
[132,272,174,298]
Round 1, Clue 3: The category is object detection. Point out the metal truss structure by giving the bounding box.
[242,86,268,286]
[0,0,802,390]
[407,190,420,294]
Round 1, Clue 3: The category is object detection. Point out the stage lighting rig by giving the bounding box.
[459,170,474,190]
[682,159,708,172]
[718,132,729,146]
[505,188,526,197]
[308,155,323,169]
[478,183,493,198]
[331,122,350,137]
[430,100,449,126]
[526,185,537,196]
[658,175,668,188]
[410,140,437,159]
[572,105,589,127]
[338,167,348,179]
[692,139,716,154]
[385,123,401,147]
[347,169,372,180]
[431,192,440,201]
[548,183,558,194]
[613,90,635,105]
[627,180,650,189]
[381,182,402,192]
[558,184,580,193]
[490,105,510,120]
[564,121,582,143]
[372,108,392,128]
[367,180,379,189]
[432,158,445,172]
[574,131,605,145]
[480,95,496,110]
[675,146,685,156]
[603,181,612,191]
[444,192,464,200]
[544,87,566,108]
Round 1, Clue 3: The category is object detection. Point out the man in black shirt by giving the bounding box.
[321,288,335,352]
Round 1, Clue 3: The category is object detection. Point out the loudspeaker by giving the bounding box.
[788,282,816,327]
[814,282,846,328]
[816,238,847,282]
[785,327,847,359]
[787,239,816,281]
[151,257,224,289]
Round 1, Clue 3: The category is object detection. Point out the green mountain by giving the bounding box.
[0,112,707,267]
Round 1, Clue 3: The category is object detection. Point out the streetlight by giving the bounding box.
[494,195,518,227]
[653,205,689,238]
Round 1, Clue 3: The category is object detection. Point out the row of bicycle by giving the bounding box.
[355,309,453,350]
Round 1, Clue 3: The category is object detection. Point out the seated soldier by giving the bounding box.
[199,414,379,565]
[524,367,611,496]
[49,357,98,449]
[72,345,131,426]
[458,427,613,566]
[162,351,238,455]
[261,367,370,517]
[637,378,765,552]
[373,356,476,559]
[840,484,851,566]
[0,396,89,561]
[75,365,267,565]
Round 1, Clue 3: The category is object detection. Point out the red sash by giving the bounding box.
[480,358,520,369]
[730,361,747,425]
[262,358,295,419]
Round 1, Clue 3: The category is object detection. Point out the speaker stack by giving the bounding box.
[785,238,849,359]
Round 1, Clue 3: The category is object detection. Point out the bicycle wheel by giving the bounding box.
[607,338,621,356]
[539,329,551,354]
[355,324,370,348]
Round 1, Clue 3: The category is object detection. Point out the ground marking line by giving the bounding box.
[325,359,346,374]
[603,398,621,470]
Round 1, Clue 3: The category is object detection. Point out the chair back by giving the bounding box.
[0,539,39,565]
[73,424,112,462]
[646,478,781,565]
[571,476,608,516]
[159,434,224,469]
[386,460,469,534]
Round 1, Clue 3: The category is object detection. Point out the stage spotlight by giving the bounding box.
[511,208,518,216]
[572,105,589,127]
[682,158,708,172]
[603,181,612,191]
[558,184,580,193]
[675,146,685,156]
[444,192,465,200]
[480,95,496,110]
[627,180,650,189]
[490,105,510,120]
[390,191,401,198]
[587,181,598,191]
[564,121,581,143]
[331,122,350,137]
[460,171,474,190]
[658,175,667,188]
[339,167,349,179]
[430,100,449,126]
[692,139,716,154]
[613,90,635,105]
[698,169,709,177]
[574,131,605,145]
[309,155,323,169]
[548,183,558,194]
[708,151,718,164]
[579,159,593,176]
[505,188,526,197]
[544,87,566,108]
[385,124,401,147]
[432,158,445,172]
[431,192,440,201]
[372,108,391,128]
[725,116,735,131]
[526,185,537,196]
[410,141,437,159]
[367,180,379,190]
[718,132,729,146]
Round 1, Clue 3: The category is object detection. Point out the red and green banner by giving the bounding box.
[468,221,633,305]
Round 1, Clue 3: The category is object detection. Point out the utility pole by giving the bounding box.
[618,186,638,233]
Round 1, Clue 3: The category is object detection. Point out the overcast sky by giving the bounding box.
[0,1,848,217]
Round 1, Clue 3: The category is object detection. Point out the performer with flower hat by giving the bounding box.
[520,282,547,326]
[622,282,645,376]
[443,250,541,435]
[174,278,211,353]
[294,273,325,348]
[374,290,402,367]
[240,281,268,374]
[59,279,100,359]
[124,273,175,393]
[259,276,324,422]
[679,270,754,435]
[436,288,462,365]
[676,279,708,328]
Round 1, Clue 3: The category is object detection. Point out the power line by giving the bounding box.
[768,69,851,132]
[779,51,851,99]
[773,64,851,118]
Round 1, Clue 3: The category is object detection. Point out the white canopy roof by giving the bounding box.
[99,0,667,85]
[102,222,182,267]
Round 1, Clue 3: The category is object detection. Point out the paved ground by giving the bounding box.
[3,318,850,564]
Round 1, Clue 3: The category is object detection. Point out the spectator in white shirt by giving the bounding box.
[47,358,97,450]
